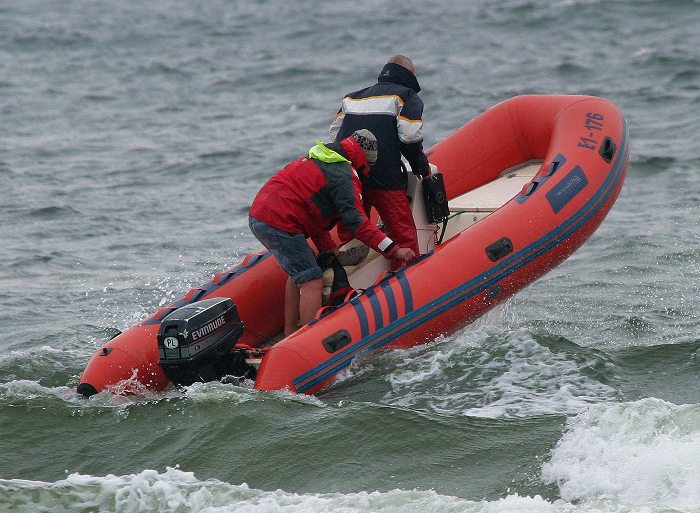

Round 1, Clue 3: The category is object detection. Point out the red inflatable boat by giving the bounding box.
[77,94,630,397]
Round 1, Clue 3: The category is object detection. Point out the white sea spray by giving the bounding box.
[542,398,700,510]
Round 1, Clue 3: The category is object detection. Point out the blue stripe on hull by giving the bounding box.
[380,280,398,323]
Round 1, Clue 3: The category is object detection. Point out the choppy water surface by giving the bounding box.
[1,0,699,511]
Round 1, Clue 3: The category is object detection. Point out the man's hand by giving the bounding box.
[416,162,436,179]
[393,247,415,262]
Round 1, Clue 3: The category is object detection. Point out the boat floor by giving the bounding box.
[441,161,540,240]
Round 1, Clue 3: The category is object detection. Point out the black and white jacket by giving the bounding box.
[329,63,431,191]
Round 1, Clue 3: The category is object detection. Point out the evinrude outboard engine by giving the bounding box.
[157,297,254,387]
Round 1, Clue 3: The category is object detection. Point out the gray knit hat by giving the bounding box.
[351,129,378,166]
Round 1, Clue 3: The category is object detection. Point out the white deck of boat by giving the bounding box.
[448,162,541,212]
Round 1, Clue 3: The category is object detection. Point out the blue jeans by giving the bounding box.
[248,217,323,284]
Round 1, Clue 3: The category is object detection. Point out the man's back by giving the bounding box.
[330,59,429,190]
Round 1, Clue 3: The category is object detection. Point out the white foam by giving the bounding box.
[6,466,692,513]
[0,468,432,512]
[0,467,588,513]
[542,398,700,510]
[381,328,618,418]
[0,379,82,404]
[0,343,75,367]
[3,464,697,513]
[181,381,326,408]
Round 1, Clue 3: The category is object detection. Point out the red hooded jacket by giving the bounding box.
[249,137,399,258]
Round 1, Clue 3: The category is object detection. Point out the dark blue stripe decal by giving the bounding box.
[396,272,413,313]
[380,280,398,323]
[546,165,589,214]
[352,299,370,338]
[294,119,629,393]
[366,289,384,331]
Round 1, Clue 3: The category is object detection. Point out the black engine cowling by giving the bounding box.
[157,297,253,387]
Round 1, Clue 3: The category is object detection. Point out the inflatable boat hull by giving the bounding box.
[78,95,629,397]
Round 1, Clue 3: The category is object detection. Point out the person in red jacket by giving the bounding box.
[249,130,415,335]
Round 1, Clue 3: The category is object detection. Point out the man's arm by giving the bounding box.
[398,91,431,177]
[400,140,431,177]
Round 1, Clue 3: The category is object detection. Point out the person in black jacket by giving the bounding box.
[329,55,431,270]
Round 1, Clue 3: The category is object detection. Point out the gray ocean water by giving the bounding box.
[1,0,699,511]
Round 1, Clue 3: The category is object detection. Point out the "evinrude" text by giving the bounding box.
[191,315,226,340]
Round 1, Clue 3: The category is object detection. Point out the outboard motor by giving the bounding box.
[157,297,254,387]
